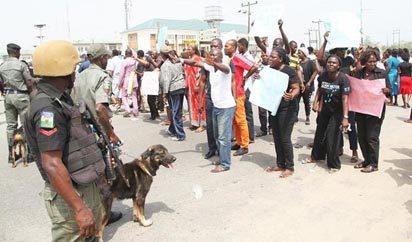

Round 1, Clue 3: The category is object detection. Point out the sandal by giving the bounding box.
[265,166,284,172]
[211,166,229,173]
[195,126,206,133]
[404,119,412,124]
[350,156,358,163]
[354,162,366,169]
[301,157,316,164]
[279,169,294,178]
[211,161,221,166]
[361,165,378,173]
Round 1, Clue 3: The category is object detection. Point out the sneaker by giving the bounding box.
[171,137,185,141]
[328,168,340,173]
[233,148,248,156]
[166,130,176,137]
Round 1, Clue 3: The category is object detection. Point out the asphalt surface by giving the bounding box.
[0,96,411,242]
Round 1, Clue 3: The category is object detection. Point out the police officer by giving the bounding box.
[0,43,33,163]
[71,43,122,224]
[24,40,105,241]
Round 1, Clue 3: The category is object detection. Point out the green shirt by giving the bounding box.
[0,57,31,91]
[71,64,112,117]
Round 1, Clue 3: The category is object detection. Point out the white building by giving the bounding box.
[72,39,122,56]
[121,18,251,54]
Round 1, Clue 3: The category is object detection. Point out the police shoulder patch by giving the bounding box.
[40,111,55,129]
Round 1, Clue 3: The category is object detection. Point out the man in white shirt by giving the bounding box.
[183,49,236,172]
[106,49,123,109]
[203,49,236,172]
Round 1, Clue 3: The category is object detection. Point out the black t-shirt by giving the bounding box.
[340,56,355,75]
[399,62,412,76]
[300,59,317,91]
[278,65,299,111]
[318,71,351,113]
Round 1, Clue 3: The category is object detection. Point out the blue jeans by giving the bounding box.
[213,106,236,169]
[168,93,185,139]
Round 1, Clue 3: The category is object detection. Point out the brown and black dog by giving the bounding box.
[100,144,176,232]
[11,126,27,168]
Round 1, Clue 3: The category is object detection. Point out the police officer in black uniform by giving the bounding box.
[25,40,105,241]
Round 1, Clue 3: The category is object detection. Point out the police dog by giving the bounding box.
[11,126,27,168]
[101,144,176,230]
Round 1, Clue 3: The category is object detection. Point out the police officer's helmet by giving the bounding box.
[33,40,80,77]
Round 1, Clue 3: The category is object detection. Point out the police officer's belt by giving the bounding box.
[4,89,29,94]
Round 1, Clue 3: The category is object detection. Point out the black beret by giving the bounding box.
[7,43,21,50]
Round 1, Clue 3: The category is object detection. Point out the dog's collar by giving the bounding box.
[137,157,153,177]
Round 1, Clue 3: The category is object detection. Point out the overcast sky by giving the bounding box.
[1,0,410,51]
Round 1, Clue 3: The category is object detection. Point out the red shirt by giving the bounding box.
[232,53,254,97]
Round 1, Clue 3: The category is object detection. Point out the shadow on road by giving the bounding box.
[239,152,273,170]
[392,148,412,158]
[405,200,412,215]
[104,201,174,241]
[384,158,412,187]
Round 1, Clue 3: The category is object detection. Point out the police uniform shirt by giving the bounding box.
[71,63,112,117]
[25,82,72,182]
[0,57,31,91]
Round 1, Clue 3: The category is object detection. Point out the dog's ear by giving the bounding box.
[140,147,154,161]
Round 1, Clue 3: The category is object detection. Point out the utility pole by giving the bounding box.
[34,24,46,45]
[66,0,71,40]
[124,0,131,30]
[360,0,364,45]
[393,29,400,48]
[312,19,323,49]
[240,1,258,41]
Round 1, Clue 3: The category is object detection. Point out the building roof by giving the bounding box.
[124,18,247,34]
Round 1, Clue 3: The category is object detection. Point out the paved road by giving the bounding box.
[0,97,411,242]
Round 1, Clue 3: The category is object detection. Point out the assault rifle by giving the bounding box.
[79,102,130,187]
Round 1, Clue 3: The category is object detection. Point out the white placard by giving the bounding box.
[249,66,289,115]
[249,4,284,37]
[141,71,159,95]
[324,12,361,49]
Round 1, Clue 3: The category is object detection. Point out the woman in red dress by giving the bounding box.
[184,44,206,131]
[398,50,412,108]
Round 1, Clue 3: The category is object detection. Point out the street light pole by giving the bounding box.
[34,24,46,45]
[312,19,323,50]
[360,0,364,45]
[240,1,258,41]
[393,29,400,48]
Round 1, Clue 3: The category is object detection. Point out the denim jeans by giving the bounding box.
[206,96,217,153]
[213,106,236,169]
[168,93,185,139]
